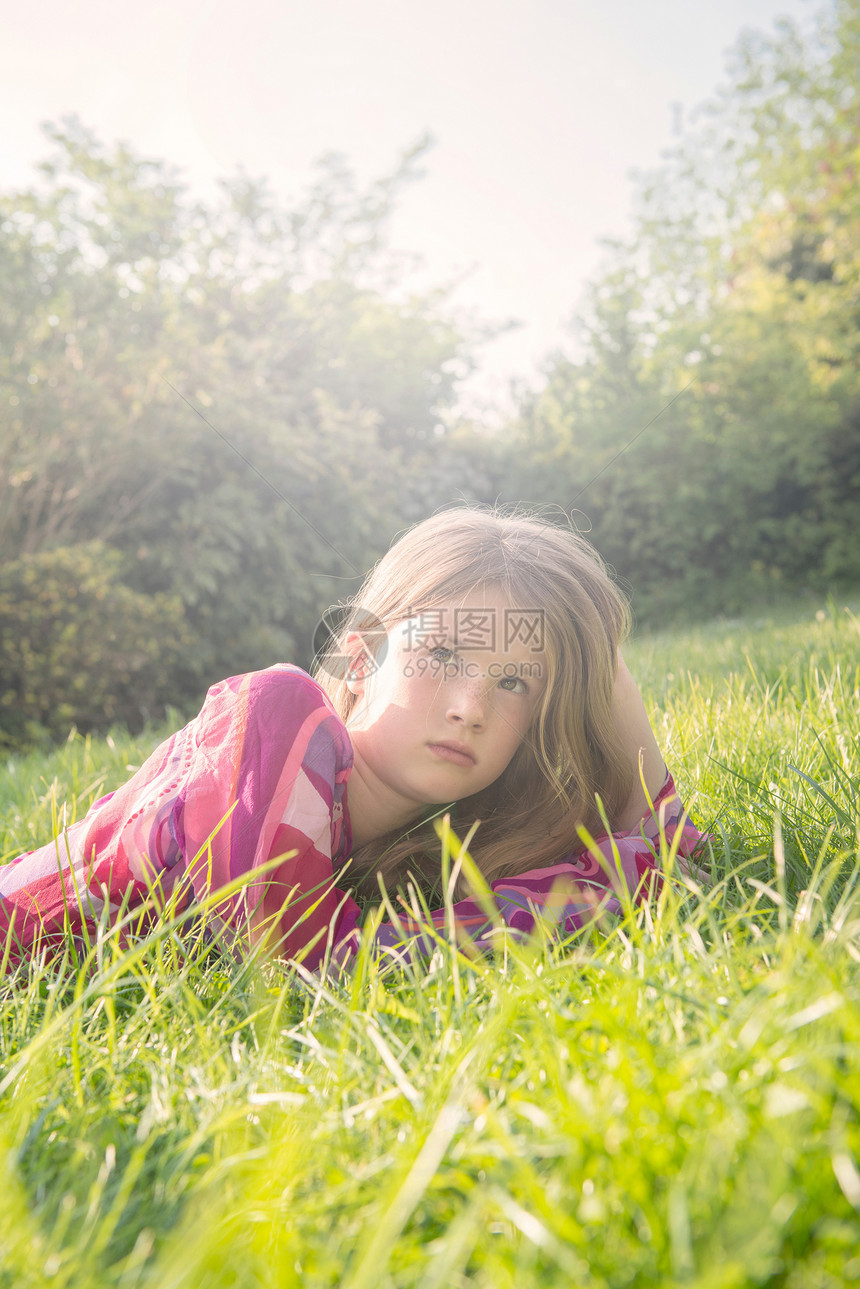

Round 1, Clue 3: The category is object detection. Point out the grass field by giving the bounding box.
[1,595,859,1288]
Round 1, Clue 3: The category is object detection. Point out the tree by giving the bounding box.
[0,121,487,745]
[496,0,860,622]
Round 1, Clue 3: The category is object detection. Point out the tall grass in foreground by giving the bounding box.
[1,597,859,1288]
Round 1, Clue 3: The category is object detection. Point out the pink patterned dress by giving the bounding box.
[0,666,705,971]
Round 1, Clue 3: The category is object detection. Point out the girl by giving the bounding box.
[0,508,704,971]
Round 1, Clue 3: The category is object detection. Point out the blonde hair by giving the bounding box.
[314,506,634,897]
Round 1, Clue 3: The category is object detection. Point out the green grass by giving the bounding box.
[1,597,859,1287]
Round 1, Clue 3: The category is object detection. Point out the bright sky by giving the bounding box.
[1,0,816,417]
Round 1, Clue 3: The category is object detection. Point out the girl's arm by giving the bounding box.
[0,667,358,971]
[611,650,668,830]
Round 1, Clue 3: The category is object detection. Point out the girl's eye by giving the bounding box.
[498,674,527,694]
[429,645,456,665]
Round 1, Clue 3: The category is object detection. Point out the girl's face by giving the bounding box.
[346,588,548,826]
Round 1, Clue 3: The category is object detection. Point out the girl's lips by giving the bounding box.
[427,741,476,766]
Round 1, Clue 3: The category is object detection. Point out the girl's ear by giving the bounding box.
[343,631,372,695]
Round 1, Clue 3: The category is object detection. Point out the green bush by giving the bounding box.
[0,542,193,750]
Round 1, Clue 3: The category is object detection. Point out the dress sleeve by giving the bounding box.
[357,770,707,964]
[0,666,359,970]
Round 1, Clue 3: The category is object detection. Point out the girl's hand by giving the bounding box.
[612,651,668,829]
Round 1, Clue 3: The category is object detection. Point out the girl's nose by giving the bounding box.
[446,679,487,729]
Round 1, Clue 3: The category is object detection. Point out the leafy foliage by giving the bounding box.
[0,122,490,747]
[0,544,191,749]
[2,2,859,745]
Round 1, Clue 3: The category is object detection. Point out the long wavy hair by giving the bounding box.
[314,507,634,898]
